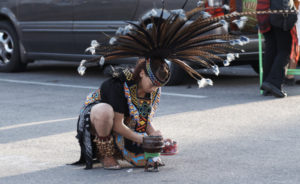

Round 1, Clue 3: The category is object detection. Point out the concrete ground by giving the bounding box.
[1,61,300,184]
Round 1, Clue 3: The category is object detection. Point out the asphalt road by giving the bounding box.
[1,61,300,184]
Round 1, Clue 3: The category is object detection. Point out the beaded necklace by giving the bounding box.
[124,82,160,133]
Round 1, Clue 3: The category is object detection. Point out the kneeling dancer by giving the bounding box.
[76,59,169,169]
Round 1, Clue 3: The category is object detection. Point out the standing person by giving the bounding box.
[257,0,297,98]
[72,2,248,170]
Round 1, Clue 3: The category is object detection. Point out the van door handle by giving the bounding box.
[82,0,110,4]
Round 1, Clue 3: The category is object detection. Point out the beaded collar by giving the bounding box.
[123,79,160,133]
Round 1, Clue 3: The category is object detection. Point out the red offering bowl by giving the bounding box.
[161,139,178,156]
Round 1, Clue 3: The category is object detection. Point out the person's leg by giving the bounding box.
[285,59,297,85]
[90,103,114,136]
[266,27,292,89]
[263,30,277,82]
[90,103,121,169]
[285,27,299,85]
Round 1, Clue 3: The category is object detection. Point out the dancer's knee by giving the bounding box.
[90,103,114,125]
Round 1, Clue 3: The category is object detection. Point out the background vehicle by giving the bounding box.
[0,0,259,85]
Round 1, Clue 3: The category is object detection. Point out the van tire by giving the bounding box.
[166,63,189,86]
[0,21,27,72]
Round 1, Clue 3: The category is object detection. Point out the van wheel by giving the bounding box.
[0,21,27,72]
[166,62,189,86]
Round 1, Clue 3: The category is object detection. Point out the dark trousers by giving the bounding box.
[263,26,292,89]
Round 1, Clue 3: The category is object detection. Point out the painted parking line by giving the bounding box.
[162,92,206,98]
[0,117,78,131]
[0,79,97,89]
[0,78,207,99]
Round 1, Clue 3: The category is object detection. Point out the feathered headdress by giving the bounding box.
[78,0,297,87]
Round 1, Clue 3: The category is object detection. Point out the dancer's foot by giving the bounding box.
[103,156,121,170]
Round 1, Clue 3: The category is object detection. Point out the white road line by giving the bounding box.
[0,117,77,131]
[0,78,207,99]
[162,92,206,99]
[0,79,97,89]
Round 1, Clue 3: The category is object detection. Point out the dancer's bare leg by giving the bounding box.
[90,103,120,169]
